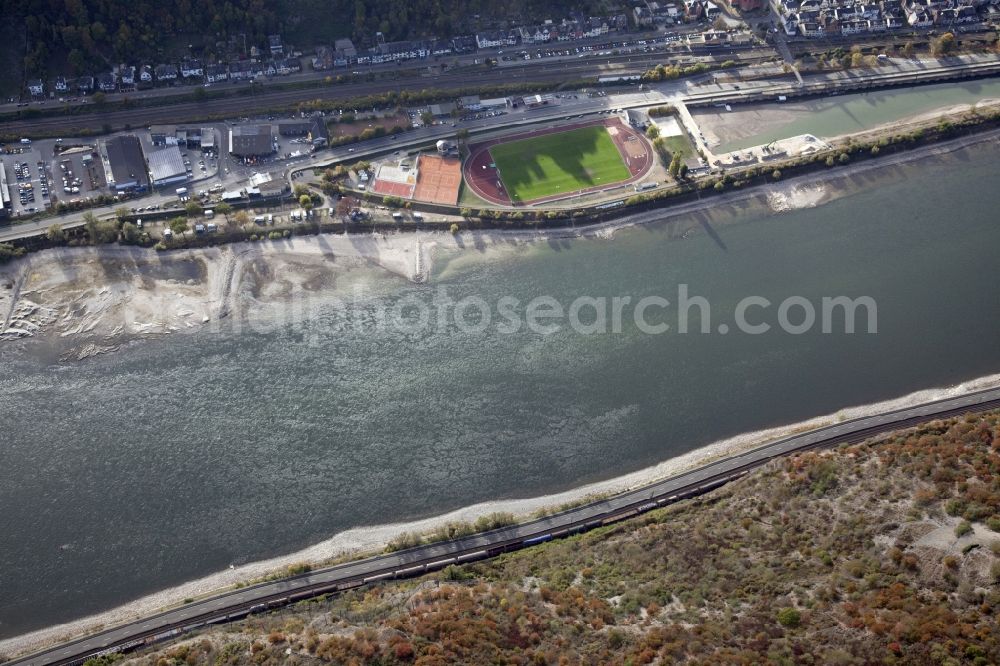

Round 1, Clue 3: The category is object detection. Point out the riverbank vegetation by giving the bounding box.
[109,409,1000,665]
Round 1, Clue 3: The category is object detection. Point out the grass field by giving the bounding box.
[489,125,630,202]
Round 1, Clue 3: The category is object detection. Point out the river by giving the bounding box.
[1,140,1000,639]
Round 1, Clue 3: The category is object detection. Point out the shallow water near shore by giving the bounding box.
[2,140,1000,641]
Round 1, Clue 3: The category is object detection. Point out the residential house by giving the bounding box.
[205,64,229,83]
[54,76,69,93]
[634,6,655,24]
[180,59,203,78]
[583,17,610,37]
[841,19,869,33]
[475,31,516,49]
[155,64,178,82]
[860,3,882,18]
[268,34,283,55]
[312,45,334,70]
[430,39,453,56]
[119,65,136,87]
[451,35,477,53]
[705,1,723,17]
[27,79,44,96]
[76,76,94,93]
[907,8,934,24]
[275,58,300,75]
[98,72,117,92]
[229,60,253,80]
[609,13,629,30]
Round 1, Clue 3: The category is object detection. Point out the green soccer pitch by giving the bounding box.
[488,125,631,202]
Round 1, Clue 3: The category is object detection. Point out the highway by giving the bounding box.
[8,385,1000,666]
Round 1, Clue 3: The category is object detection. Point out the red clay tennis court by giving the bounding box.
[413,154,462,205]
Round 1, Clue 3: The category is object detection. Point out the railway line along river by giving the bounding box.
[2,138,1000,643]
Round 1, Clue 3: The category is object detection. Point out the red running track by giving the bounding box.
[463,117,654,207]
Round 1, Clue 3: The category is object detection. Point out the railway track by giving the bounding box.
[0,52,777,136]
[8,386,1000,666]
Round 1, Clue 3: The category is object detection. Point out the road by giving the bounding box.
[8,385,1000,666]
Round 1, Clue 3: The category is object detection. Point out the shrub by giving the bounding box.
[955,520,973,538]
[988,516,1000,532]
[777,607,801,628]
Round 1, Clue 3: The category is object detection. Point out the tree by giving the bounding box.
[420,111,434,126]
[114,207,130,222]
[215,202,232,221]
[645,124,660,139]
[825,155,836,167]
[299,194,314,210]
[169,217,189,238]
[92,91,106,105]
[931,32,956,57]
[120,222,141,244]
[184,201,202,218]
[449,223,460,234]
[293,184,310,199]
[83,212,116,244]
[902,41,915,59]
[0,242,26,264]
[456,128,470,148]
[668,153,682,178]
[771,169,782,180]
[46,224,65,242]
[233,210,250,227]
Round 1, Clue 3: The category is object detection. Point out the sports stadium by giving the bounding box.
[463,117,653,206]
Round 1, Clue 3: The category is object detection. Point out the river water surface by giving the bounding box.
[2,142,1000,638]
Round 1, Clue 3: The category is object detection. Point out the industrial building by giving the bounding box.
[229,125,274,158]
[147,146,188,187]
[0,164,10,218]
[103,135,149,191]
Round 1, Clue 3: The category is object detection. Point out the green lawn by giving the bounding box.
[489,125,630,202]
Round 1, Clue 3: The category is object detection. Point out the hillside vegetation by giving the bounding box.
[106,410,1000,665]
[8,0,600,84]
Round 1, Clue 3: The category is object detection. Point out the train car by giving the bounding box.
[456,550,488,562]
[522,533,552,546]
[394,565,426,577]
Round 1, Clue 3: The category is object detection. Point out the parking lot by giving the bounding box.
[1,144,52,217]
[53,147,106,202]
